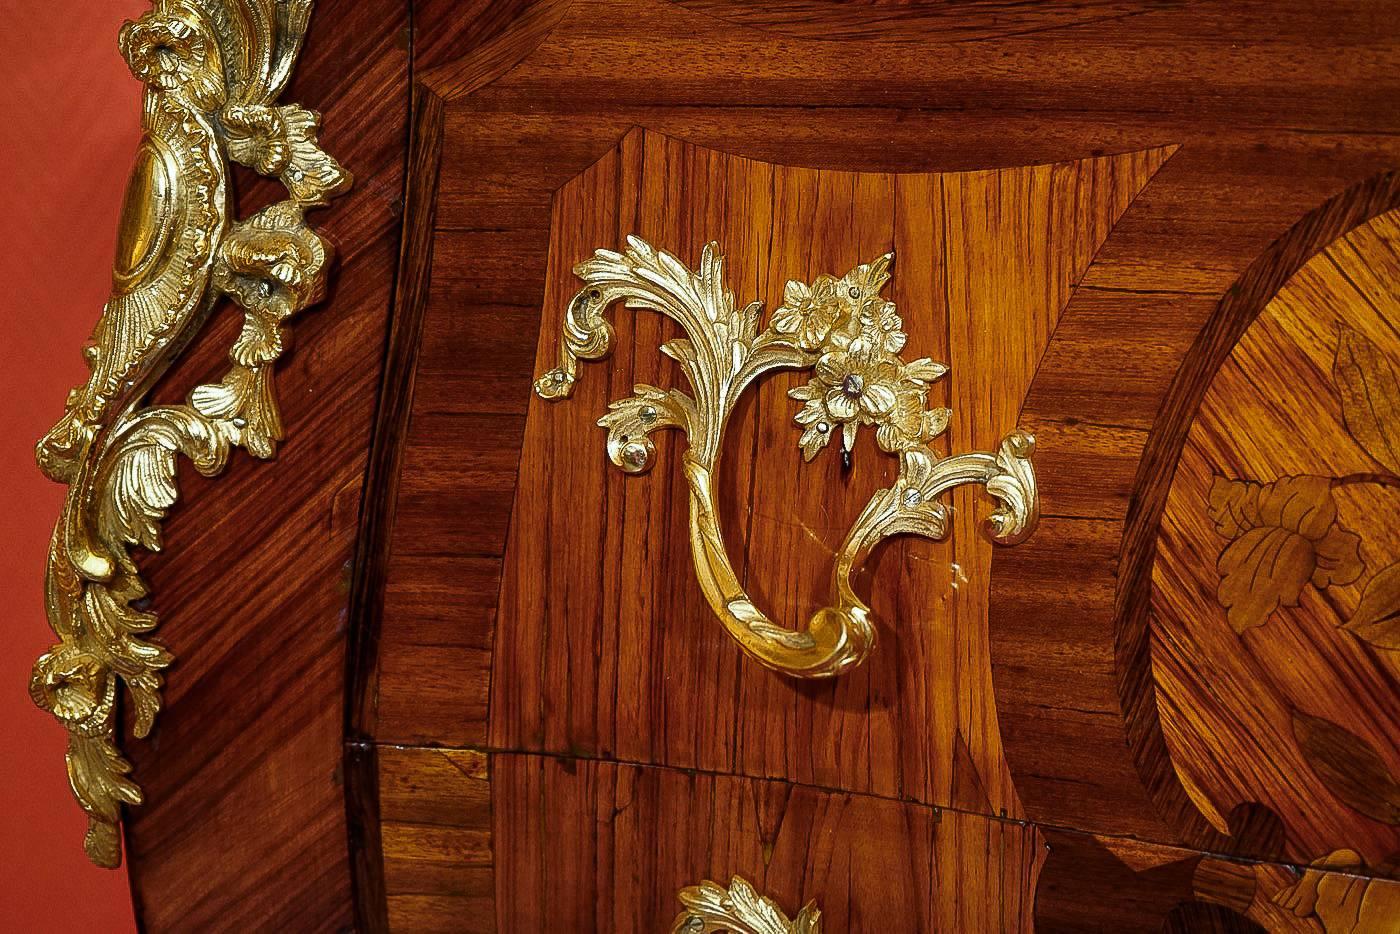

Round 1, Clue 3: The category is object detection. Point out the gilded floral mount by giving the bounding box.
[29,0,349,867]
[535,237,1039,678]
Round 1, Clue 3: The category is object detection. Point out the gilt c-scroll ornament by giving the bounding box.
[535,237,1038,677]
[28,0,349,867]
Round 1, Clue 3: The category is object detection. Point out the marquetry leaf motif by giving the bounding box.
[673,876,822,934]
[1209,476,1364,632]
[1334,324,1400,476]
[1345,562,1400,650]
[1275,849,1400,933]
[29,0,350,868]
[534,237,1038,677]
[1292,711,1400,825]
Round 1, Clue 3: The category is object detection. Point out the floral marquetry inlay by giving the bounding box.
[1152,208,1400,890]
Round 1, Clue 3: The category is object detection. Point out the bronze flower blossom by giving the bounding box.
[771,277,841,351]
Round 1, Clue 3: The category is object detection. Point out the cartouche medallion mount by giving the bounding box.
[535,236,1039,678]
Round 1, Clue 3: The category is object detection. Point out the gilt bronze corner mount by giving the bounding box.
[535,236,1039,678]
[29,0,350,867]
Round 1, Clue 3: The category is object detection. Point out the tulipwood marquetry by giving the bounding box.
[490,752,1043,933]
[491,128,1168,819]
[1149,209,1400,866]
[103,0,1400,930]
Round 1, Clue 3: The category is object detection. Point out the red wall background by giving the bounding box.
[1,1,147,928]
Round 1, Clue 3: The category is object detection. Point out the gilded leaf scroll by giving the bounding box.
[672,876,822,934]
[534,237,1038,678]
[29,0,349,867]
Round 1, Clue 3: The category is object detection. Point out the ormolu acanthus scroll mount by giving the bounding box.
[534,236,1039,678]
[673,876,821,933]
[28,0,349,867]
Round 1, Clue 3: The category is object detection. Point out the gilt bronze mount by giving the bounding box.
[29,0,349,867]
[535,237,1039,678]
[673,876,821,933]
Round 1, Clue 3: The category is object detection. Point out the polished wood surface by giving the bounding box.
[379,747,494,933]
[116,0,1400,929]
[122,0,410,928]
[492,753,1042,933]
[493,128,1168,817]
[998,170,1400,858]
[1150,209,1400,864]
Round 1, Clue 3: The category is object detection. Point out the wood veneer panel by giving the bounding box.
[996,171,1400,854]
[381,746,1400,932]
[1035,827,1400,932]
[119,0,411,928]
[343,9,604,929]
[482,130,1165,816]
[490,753,1042,933]
[354,0,1400,928]
[669,0,1187,42]
[348,81,446,746]
[376,556,499,747]
[1149,210,1400,866]
[380,746,495,933]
